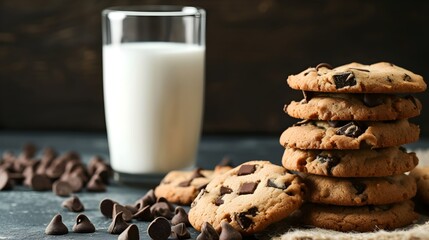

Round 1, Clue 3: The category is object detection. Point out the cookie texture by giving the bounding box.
[410,167,429,203]
[302,174,416,206]
[301,200,418,232]
[188,161,305,235]
[282,146,418,177]
[279,120,419,150]
[287,62,427,93]
[155,166,232,205]
[285,93,421,121]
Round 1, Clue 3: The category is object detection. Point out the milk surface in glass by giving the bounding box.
[103,42,204,173]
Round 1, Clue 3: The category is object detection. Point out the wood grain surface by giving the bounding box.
[0,0,428,136]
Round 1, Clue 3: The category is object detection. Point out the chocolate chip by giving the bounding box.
[302,91,314,103]
[238,182,258,195]
[62,195,85,212]
[20,143,37,160]
[125,204,138,215]
[147,217,171,240]
[30,174,52,191]
[315,63,332,71]
[292,119,311,127]
[0,171,12,190]
[45,214,68,235]
[349,67,370,72]
[215,197,224,206]
[86,174,106,192]
[118,224,140,240]
[191,168,205,179]
[403,73,412,81]
[327,120,346,127]
[169,231,180,240]
[220,221,242,240]
[220,186,233,195]
[100,198,116,218]
[87,155,105,176]
[363,94,385,107]
[196,222,219,240]
[237,164,256,176]
[178,179,192,187]
[316,155,340,175]
[352,181,366,195]
[113,203,133,222]
[133,205,154,221]
[150,202,174,219]
[217,157,234,167]
[62,175,84,193]
[157,197,175,211]
[171,207,190,226]
[52,180,72,197]
[235,207,258,229]
[267,179,290,190]
[333,72,356,89]
[171,223,190,239]
[335,122,365,138]
[405,95,418,107]
[137,189,157,208]
[108,211,130,234]
[72,214,95,233]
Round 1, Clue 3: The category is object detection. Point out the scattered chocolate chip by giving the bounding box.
[148,217,171,240]
[196,222,219,240]
[169,231,179,240]
[150,202,174,219]
[62,195,85,212]
[238,182,258,195]
[52,180,72,197]
[171,207,190,226]
[113,203,133,222]
[178,179,192,187]
[100,198,116,218]
[125,204,138,214]
[349,67,370,72]
[63,175,84,193]
[292,119,311,127]
[403,73,412,81]
[30,174,52,191]
[0,171,12,190]
[220,221,242,240]
[352,181,367,195]
[363,94,385,107]
[45,214,68,235]
[171,223,190,239]
[72,214,95,233]
[20,143,37,160]
[302,91,314,103]
[267,179,290,190]
[220,186,233,195]
[315,63,332,71]
[86,174,106,192]
[118,224,140,240]
[214,197,224,206]
[137,189,157,208]
[133,205,154,221]
[157,197,175,211]
[316,155,340,175]
[87,155,105,176]
[333,72,356,89]
[335,121,365,138]
[108,211,130,234]
[237,164,256,176]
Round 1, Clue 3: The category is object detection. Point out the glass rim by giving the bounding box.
[102,5,205,17]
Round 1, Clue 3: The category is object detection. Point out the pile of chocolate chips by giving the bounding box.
[0,143,111,196]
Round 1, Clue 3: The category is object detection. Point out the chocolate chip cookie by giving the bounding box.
[302,173,416,206]
[300,200,418,232]
[410,166,429,203]
[287,62,427,93]
[285,93,421,121]
[188,161,305,235]
[279,119,419,150]
[282,146,418,177]
[155,166,232,205]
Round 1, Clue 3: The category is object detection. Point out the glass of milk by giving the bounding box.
[102,6,205,182]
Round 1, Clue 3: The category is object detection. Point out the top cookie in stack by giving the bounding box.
[280,62,426,232]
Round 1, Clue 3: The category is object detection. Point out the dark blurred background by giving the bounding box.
[0,0,428,137]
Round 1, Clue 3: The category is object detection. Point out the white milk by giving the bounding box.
[103,42,204,174]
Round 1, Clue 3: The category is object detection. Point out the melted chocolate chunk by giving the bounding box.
[352,181,366,195]
[349,67,370,72]
[293,119,311,127]
[327,120,347,128]
[235,207,258,229]
[237,165,256,176]
[315,63,332,70]
[238,182,258,195]
[316,155,340,175]
[302,91,314,103]
[267,179,290,190]
[335,122,365,138]
[403,74,412,81]
[333,72,356,89]
[363,94,385,107]
[220,186,233,195]
[405,95,418,107]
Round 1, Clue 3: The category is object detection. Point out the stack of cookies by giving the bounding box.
[280,62,427,232]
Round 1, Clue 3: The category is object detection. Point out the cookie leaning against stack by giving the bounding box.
[280,62,426,232]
